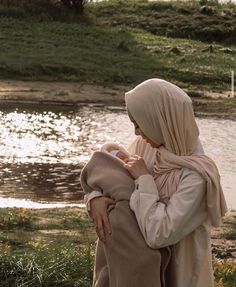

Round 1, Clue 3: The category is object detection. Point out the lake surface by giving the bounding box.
[0,103,235,209]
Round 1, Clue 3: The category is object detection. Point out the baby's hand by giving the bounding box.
[116,151,129,161]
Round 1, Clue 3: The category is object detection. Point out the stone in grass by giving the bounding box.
[185,90,204,98]
[231,251,236,258]
[200,5,216,16]
[169,46,181,55]
[117,41,130,52]
[219,48,234,54]
[179,56,186,63]
[202,45,214,53]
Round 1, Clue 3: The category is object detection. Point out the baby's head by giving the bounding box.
[101,143,130,162]
[110,150,129,161]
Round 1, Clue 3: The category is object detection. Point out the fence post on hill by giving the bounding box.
[231,70,235,98]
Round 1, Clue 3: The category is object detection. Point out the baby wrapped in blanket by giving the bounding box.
[80,143,170,287]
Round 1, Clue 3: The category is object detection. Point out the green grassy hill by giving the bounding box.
[0,0,235,90]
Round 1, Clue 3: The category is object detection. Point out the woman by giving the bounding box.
[85,79,227,287]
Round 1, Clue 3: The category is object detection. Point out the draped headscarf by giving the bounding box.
[125,78,227,227]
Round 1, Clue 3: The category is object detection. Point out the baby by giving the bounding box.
[100,142,130,161]
[80,142,162,287]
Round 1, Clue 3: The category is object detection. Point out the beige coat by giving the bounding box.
[81,151,170,287]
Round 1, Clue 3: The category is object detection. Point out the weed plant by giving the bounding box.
[0,208,235,286]
[0,243,94,287]
[214,259,236,287]
[0,208,32,229]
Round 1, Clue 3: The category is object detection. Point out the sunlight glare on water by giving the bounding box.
[0,103,235,209]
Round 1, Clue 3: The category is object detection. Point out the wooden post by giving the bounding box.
[231,70,234,98]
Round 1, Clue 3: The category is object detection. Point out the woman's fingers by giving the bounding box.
[104,197,116,205]
[130,154,141,159]
[124,155,141,164]
[90,196,116,242]
[96,217,105,242]
[95,211,112,241]
[123,155,150,179]
[103,213,112,235]
[103,197,115,235]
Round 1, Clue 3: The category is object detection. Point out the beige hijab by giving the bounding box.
[125,78,227,227]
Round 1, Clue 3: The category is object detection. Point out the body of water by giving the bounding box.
[0,103,235,209]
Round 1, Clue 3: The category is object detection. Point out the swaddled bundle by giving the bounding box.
[80,149,169,287]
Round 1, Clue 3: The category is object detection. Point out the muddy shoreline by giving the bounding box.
[0,80,235,119]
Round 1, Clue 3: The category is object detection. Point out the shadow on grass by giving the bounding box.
[0,15,235,90]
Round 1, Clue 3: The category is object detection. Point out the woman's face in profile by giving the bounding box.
[127,111,160,148]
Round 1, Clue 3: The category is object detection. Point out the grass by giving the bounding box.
[0,17,235,90]
[0,207,235,286]
[0,208,32,229]
[214,260,236,287]
[224,215,236,241]
[0,208,95,286]
[0,243,94,287]
[90,0,236,45]
[0,0,235,90]
[192,97,236,117]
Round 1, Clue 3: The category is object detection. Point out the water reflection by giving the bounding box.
[0,103,235,209]
[0,163,83,201]
[0,103,133,204]
[198,118,236,210]
[0,104,132,164]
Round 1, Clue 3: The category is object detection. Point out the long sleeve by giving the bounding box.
[84,190,103,218]
[130,169,208,249]
[84,190,103,206]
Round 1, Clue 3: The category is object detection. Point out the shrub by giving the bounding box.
[0,0,88,20]
[0,208,32,229]
[214,259,236,287]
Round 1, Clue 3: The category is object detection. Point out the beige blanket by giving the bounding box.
[80,151,170,287]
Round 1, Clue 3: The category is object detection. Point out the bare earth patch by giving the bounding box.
[211,211,236,261]
[0,80,235,119]
[0,80,129,105]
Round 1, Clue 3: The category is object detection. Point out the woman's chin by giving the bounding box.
[143,138,160,149]
[143,138,153,147]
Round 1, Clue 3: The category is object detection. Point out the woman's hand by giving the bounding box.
[123,155,150,179]
[90,196,116,242]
